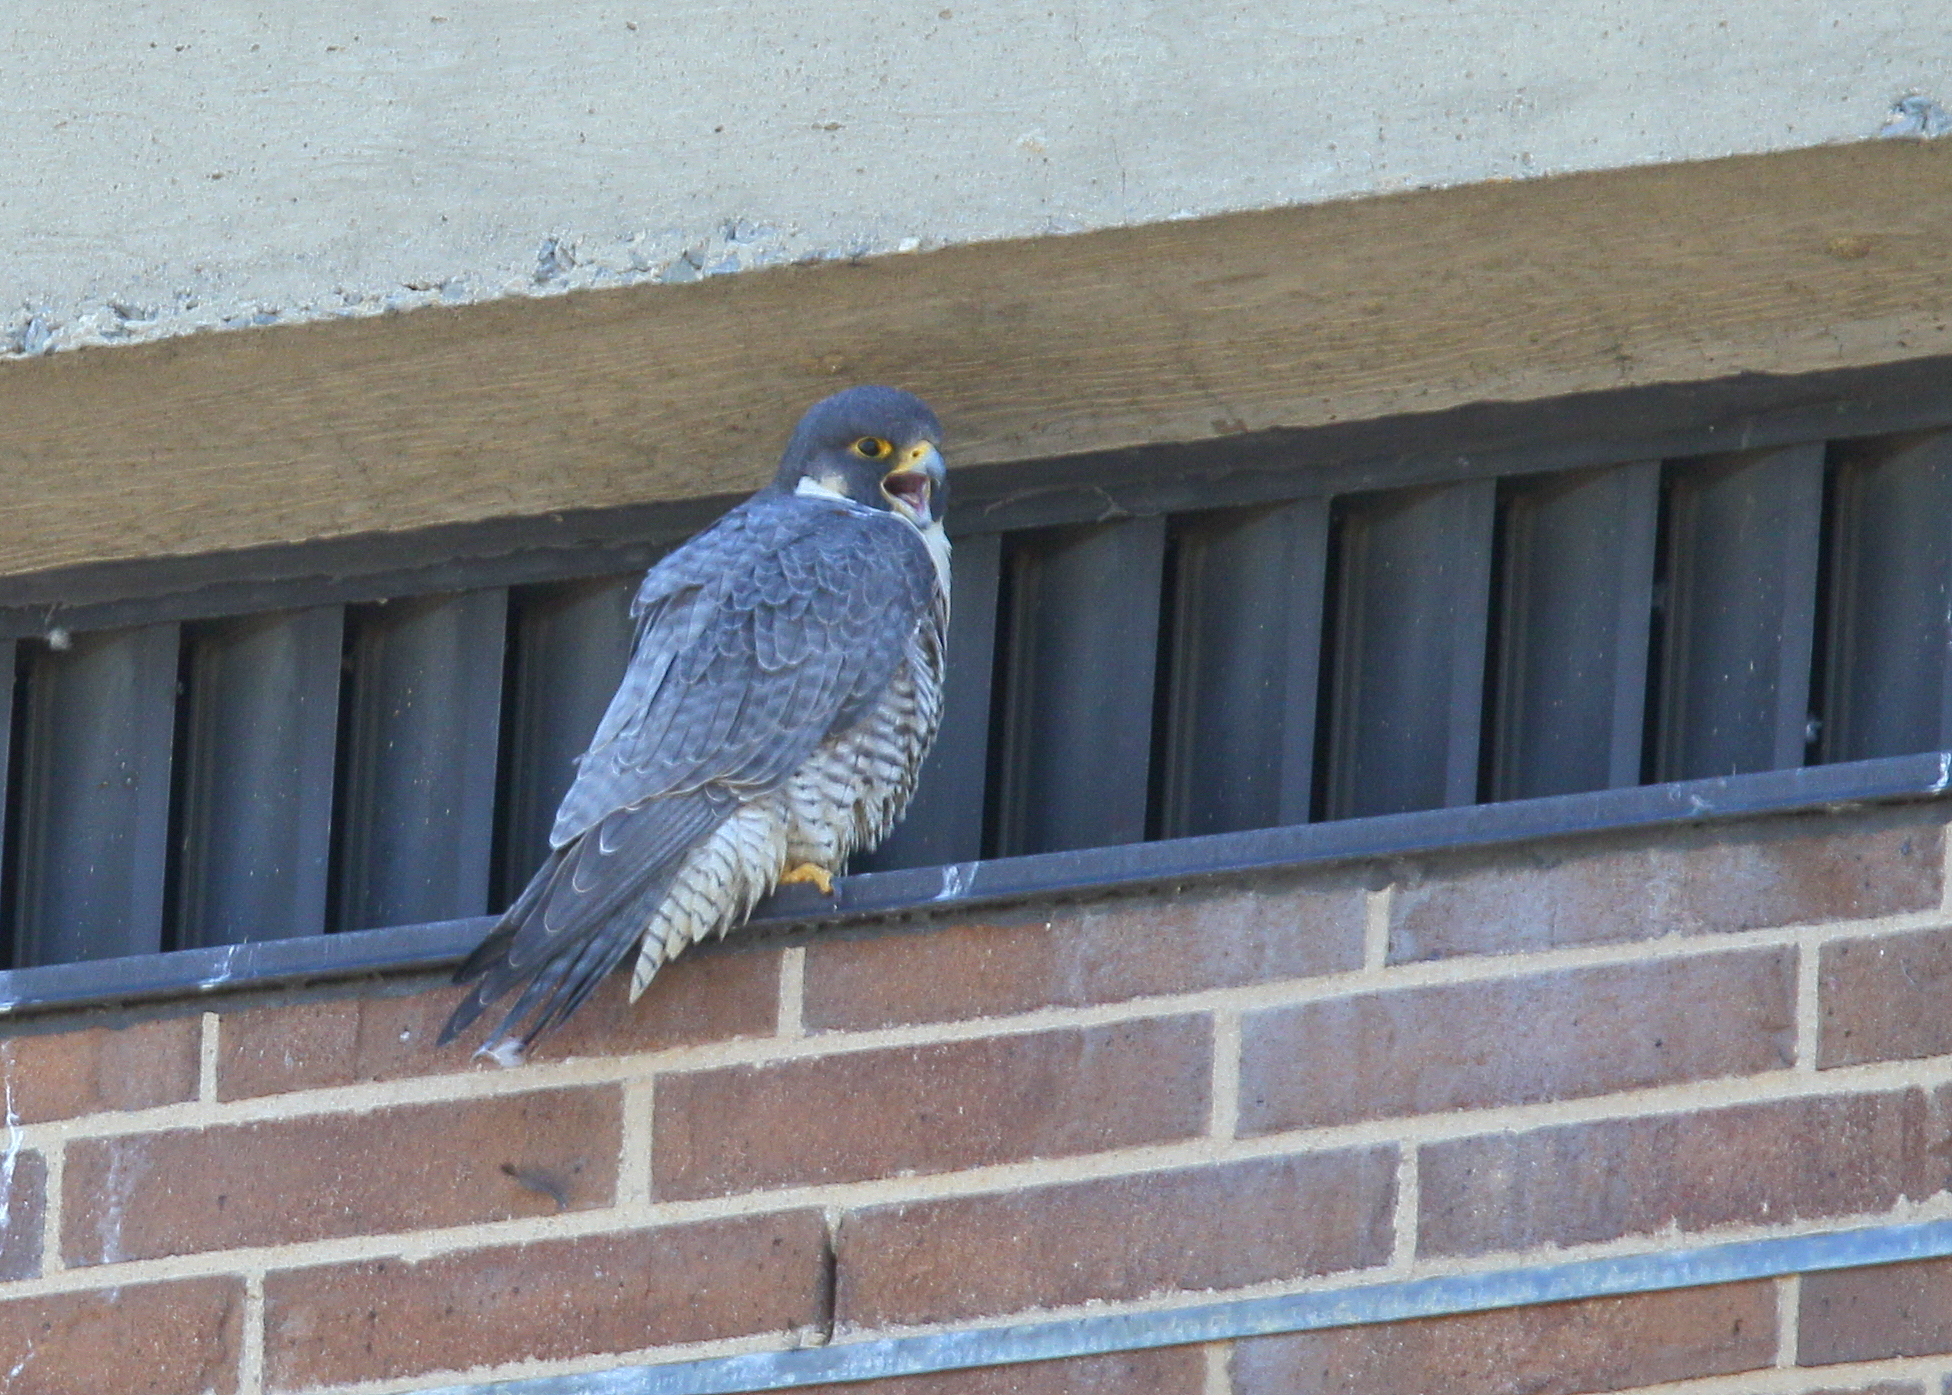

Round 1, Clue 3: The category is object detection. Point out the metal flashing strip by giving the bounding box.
[0,749,1947,1021]
[414,1217,1952,1394]
[0,913,491,1019]
[755,748,1952,931]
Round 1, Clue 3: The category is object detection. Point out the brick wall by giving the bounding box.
[2,799,1952,1394]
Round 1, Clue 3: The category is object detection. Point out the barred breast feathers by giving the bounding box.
[629,591,949,1001]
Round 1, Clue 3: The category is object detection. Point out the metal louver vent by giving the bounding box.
[1,371,1948,978]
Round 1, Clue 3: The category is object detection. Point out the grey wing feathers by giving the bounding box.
[558,496,936,829]
[447,789,729,1047]
[440,494,939,1052]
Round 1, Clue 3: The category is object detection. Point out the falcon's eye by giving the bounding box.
[851,437,891,460]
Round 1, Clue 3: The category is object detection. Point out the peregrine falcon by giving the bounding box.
[439,386,950,1060]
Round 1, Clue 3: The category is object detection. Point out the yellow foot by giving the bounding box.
[779,862,837,896]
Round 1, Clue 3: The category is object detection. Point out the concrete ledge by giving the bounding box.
[6,0,1942,356]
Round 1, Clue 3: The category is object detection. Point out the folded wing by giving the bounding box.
[440,494,938,1052]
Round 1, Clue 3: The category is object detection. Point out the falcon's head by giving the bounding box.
[775,385,946,529]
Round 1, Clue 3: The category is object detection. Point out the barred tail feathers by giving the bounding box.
[437,789,730,1055]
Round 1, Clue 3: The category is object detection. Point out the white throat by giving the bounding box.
[794,475,852,504]
[917,519,952,598]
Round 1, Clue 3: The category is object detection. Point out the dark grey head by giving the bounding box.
[773,385,946,527]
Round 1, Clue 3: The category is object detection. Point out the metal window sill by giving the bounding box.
[1,750,1947,1024]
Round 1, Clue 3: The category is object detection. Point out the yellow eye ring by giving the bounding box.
[851,436,892,460]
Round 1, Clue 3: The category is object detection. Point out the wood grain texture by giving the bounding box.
[0,140,1947,581]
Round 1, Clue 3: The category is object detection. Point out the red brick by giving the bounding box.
[1240,949,1794,1134]
[838,1148,1394,1329]
[1420,1088,1947,1257]
[1231,1280,1776,1394]
[264,1210,825,1390]
[0,1277,243,1395]
[0,1149,44,1281]
[1821,925,1952,1069]
[797,1348,1207,1394]
[805,879,1366,1032]
[1801,1257,1952,1365]
[219,945,779,1099]
[0,1017,198,1123]
[1390,812,1942,962]
[63,1084,620,1265]
[655,1016,1210,1200]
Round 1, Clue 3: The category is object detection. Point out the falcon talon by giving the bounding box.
[439,385,950,1056]
[476,1039,527,1070]
[779,862,838,897]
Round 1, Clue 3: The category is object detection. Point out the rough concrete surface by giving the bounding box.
[1,0,1945,356]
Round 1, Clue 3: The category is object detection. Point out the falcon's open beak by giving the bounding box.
[882,442,946,527]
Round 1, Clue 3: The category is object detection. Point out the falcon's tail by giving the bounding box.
[437,791,727,1057]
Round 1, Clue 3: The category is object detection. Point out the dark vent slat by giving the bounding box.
[1493,462,1660,799]
[1326,481,1496,818]
[1658,445,1824,780]
[12,625,179,964]
[857,532,1002,872]
[498,577,638,905]
[337,591,508,931]
[1825,431,1952,762]
[1161,499,1329,837]
[994,518,1167,856]
[0,643,13,950]
[176,607,345,948]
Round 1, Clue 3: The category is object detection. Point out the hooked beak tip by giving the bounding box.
[884,442,945,524]
[883,470,935,522]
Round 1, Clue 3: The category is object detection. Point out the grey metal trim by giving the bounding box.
[410,1216,1952,1394]
[0,748,1946,1021]
[0,913,490,1017]
[766,747,1952,934]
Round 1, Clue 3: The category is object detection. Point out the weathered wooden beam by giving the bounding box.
[0,140,1946,581]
